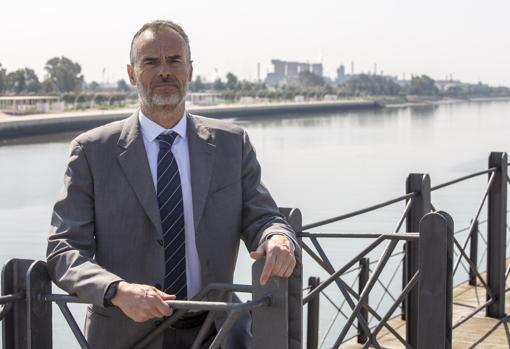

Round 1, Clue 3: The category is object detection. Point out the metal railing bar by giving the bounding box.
[453,249,473,277]
[56,301,91,349]
[190,311,217,349]
[319,310,342,349]
[165,297,271,312]
[302,192,417,230]
[453,238,495,301]
[430,167,497,191]
[453,299,494,330]
[209,311,241,349]
[0,291,24,304]
[467,318,506,349]
[334,238,399,346]
[479,230,488,246]
[369,251,405,266]
[477,248,487,270]
[333,275,362,322]
[341,282,410,349]
[309,237,380,348]
[303,234,387,304]
[371,257,404,317]
[431,202,437,212]
[452,302,477,309]
[0,301,14,321]
[300,240,331,272]
[362,271,420,349]
[299,232,419,240]
[453,171,496,276]
[395,197,415,233]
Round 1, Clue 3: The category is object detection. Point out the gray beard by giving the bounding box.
[137,84,187,110]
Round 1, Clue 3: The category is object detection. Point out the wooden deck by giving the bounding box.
[343,274,510,348]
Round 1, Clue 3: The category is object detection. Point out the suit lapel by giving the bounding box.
[117,112,163,238]
[187,114,216,231]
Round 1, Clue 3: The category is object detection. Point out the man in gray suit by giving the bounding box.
[46,20,297,349]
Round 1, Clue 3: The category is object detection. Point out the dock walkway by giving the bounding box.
[344,265,510,348]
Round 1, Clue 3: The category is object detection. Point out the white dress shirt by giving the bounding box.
[138,111,202,298]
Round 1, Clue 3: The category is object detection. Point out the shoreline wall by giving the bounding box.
[0,101,382,140]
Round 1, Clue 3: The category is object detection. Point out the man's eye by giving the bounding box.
[144,60,156,65]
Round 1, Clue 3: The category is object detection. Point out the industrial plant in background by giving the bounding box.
[265,59,324,86]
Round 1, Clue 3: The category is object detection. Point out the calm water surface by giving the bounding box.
[1,100,509,348]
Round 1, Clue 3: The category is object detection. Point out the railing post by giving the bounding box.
[279,207,303,349]
[306,277,320,349]
[486,152,507,318]
[417,211,453,349]
[26,260,52,349]
[2,259,34,349]
[404,173,431,347]
[469,219,479,286]
[252,259,289,349]
[357,258,369,344]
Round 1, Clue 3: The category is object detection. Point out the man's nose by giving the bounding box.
[158,62,173,77]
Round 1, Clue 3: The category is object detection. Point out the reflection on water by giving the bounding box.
[1,100,510,348]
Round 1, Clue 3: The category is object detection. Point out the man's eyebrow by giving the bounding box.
[166,54,183,60]
[141,56,158,61]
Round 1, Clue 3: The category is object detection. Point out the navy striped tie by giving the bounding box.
[157,132,187,300]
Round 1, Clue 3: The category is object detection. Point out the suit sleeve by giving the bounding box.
[46,139,123,307]
[239,130,300,253]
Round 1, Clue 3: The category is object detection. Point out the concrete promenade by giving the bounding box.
[0,100,381,139]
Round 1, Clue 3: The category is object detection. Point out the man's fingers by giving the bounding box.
[260,253,276,285]
[250,243,266,260]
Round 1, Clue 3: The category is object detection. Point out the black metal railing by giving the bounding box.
[1,152,508,349]
[299,151,508,349]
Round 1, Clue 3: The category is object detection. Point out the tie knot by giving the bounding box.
[157,132,178,151]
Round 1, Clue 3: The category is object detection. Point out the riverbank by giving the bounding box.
[0,100,381,140]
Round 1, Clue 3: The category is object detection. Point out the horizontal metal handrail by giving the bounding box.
[299,232,419,240]
[431,167,497,191]
[165,297,271,312]
[0,291,24,304]
[302,192,417,230]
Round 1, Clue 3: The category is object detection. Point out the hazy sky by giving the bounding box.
[2,0,509,86]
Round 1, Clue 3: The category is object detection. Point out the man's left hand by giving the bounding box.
[250,234,296,285]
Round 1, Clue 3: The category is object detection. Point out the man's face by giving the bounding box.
[127,28,193,110]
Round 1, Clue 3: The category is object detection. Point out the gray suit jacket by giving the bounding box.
[46,112,296,349]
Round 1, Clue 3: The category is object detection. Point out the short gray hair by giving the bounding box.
[129,20,191,66]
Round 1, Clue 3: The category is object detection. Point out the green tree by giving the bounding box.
[88,81,101,92]
[44,56,84,93]
[190,75,205,92]
[0,63,6,94]
[117,79,131,92]
[225,72,238,90]
[298,70,325,86]
[407,75,439,96]
[212,78,225,91]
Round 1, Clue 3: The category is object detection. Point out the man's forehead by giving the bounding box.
[135,27,185,48]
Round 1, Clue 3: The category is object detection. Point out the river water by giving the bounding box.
[1,100,509,348]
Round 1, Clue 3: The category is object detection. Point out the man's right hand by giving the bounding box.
[111,281,175,323]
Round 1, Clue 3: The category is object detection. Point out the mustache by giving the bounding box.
[152,76,180,87]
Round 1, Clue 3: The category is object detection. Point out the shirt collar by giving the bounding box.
[138,110,187,143]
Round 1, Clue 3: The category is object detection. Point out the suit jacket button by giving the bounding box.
[157,239,163,246]
[154,283,162,290]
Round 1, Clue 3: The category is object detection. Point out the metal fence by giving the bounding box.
[301,151,508,348]
[1,152,508,348]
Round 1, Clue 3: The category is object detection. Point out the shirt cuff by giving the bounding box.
[265,231,296,253]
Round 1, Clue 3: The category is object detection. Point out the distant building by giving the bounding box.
[0,96,64,115]
[265,59,323,86]
[336,64,351,84]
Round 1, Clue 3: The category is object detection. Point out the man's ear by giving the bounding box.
[188,61,193,82]
[127,64,137,86]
